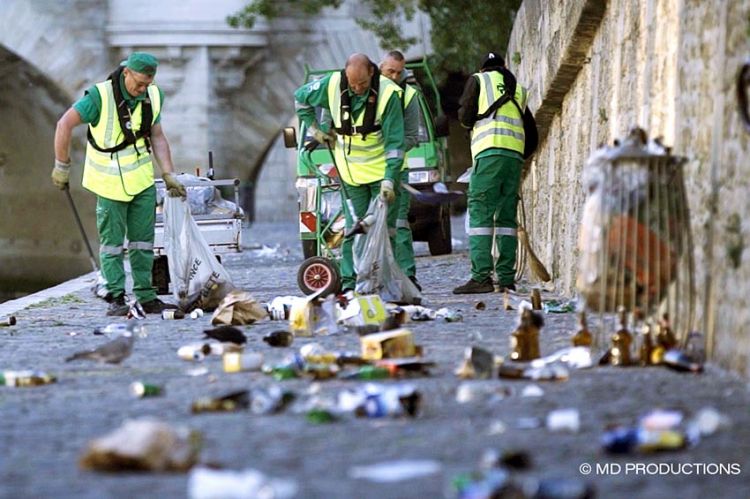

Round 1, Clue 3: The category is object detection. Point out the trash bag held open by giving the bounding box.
[163,196,234,311]
[353,197,421,304]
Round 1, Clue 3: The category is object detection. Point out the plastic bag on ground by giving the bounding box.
[79,418,201,472]
[188,466,297,499]
[353,197,421,304]
[164,196,234,311]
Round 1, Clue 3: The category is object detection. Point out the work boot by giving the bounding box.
[409,276,422,292]
[106,295,129,316]
[140,298,179,314]
[452,278,494,294]
[497,283,517,293]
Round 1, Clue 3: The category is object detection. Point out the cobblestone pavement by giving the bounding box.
[1,218,749,498]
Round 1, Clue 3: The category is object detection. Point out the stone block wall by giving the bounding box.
[507,0,750,375]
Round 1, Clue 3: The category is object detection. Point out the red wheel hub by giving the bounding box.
[304,263,331,289]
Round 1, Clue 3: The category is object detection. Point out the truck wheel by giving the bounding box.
[297,257,341,296]
[302,239,318,259]
[152,255,170,295]
[428,206,453,256]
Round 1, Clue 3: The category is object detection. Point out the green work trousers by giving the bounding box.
[341,180,398,290]
[96,184,157,302]
[394,170,416,278]
[468,154,522,285]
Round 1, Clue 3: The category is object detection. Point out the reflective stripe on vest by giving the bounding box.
[82,82,162,201]
[470,71,527,159]
[328,73,402,185]
[404,84,417,109]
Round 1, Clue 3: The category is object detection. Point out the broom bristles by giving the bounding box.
[518,227,551,282]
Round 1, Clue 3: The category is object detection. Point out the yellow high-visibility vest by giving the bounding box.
[470,71,527,159]
[327,73,402,185]
[404,84,417,109]
[82,80,162,201]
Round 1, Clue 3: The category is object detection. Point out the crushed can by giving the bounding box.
[360,329,418,360]
[0,315,17,327]
[0,370,56,387]
[191,389,250,413]
[130,382,163,398]
[250,385,296,414]
[178,344,211,361]
[222,352,264,373]
[162,309,186,320]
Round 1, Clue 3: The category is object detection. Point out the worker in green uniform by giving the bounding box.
[453,52,537,294]
[52,52,186,315]
[294,53,405,292]
[380,50,421,291]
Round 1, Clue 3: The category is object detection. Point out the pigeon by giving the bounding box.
[203,326,246,345]
[65,325,136,364]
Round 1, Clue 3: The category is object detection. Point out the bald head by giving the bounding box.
[345,53,374,95]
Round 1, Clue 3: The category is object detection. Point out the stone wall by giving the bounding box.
[507,0,750,375]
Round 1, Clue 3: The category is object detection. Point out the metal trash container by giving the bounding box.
[577,128,694,350]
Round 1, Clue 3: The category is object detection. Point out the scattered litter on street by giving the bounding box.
[0,315,17,327]
[210,290,268,326]
[223,352,263,373]
[130,382,163,398]
[187,466,298,499]
[546,408,581,433]
[191,389,250,413]
[79,418,201,472]
[0,370,56,387]
[521,384,545,398]
[360,328,420,360]
[543,299,578,314]
[349,459,441,482]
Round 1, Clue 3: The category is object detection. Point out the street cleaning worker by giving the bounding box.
[52,52,186,316]
[453,52,538,294]
[294,53,405,292]
[380,50,421,291]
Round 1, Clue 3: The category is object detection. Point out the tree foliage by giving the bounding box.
[228,0,521,77]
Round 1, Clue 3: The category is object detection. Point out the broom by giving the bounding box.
[518,226,551,282]
[517,193,551,282]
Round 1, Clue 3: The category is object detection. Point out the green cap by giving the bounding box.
[122,52,159,76]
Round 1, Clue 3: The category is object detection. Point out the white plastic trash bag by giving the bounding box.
[164,196,234,311]
[353,197,421,304]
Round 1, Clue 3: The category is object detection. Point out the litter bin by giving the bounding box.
[576,128,695,350]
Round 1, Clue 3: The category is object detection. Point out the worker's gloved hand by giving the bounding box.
[162,172,187,198]
[309,125,336,147]
[51,159,71,190]
[380,179,396,205]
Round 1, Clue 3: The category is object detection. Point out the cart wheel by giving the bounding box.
[297,257,341,296]
[152,255,170,295]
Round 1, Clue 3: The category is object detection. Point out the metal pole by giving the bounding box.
[64,186,99,272]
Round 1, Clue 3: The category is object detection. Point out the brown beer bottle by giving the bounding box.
[572,311,593,347]
[510,308,541,361]
[610,306,632,366]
